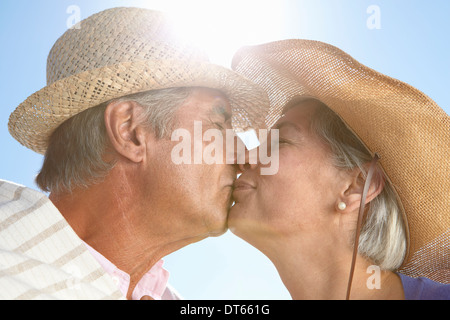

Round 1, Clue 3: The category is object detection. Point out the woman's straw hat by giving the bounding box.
[8,7,269,155]
[232,39,450,283]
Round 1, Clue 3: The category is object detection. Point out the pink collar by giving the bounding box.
[83,242,170,300]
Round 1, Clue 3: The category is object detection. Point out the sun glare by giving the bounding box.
[141,0,285,67]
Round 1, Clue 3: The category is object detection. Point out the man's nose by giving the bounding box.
[236,148,259,174]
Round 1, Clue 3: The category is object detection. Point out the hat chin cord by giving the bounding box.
[346,154,380,300]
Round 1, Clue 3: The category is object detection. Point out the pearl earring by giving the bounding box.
[338,202,347,211]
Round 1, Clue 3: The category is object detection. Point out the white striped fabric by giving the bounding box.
[0,179,125,300]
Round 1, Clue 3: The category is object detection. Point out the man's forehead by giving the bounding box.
[175,87,232,119]
[193,87,231,112]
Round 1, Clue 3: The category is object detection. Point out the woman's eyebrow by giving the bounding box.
[273,120,302,132]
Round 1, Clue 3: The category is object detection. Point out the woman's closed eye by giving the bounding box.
[274,137,292,145]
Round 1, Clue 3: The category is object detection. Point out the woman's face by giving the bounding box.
[228,100,349,246]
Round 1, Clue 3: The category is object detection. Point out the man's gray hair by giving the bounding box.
[310,99,407,271]
[36,87,193,194]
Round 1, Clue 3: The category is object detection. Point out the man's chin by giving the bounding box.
[203,193,233,237]
[208,225,228,238]
[207,214,229,237]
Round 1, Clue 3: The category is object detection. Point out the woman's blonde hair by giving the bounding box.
[310,99,407,270]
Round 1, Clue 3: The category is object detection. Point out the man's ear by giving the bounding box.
[104,100,149,163]
[339,165,385,213]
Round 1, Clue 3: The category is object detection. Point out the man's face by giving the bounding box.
[141,88,235,239]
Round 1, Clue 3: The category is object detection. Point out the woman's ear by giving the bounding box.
[338,165,385,213]
[104,100,149,163]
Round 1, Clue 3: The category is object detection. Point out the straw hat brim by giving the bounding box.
[9,59,269,155]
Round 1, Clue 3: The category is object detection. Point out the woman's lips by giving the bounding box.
[233,180,256,192]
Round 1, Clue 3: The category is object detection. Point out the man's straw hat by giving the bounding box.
[232,39,450,283]
[8,7,269,155]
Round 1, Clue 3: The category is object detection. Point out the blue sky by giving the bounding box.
[0,0,449,299]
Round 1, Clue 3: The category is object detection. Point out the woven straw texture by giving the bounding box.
[8,7,269,155]
[232,39,450,283]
